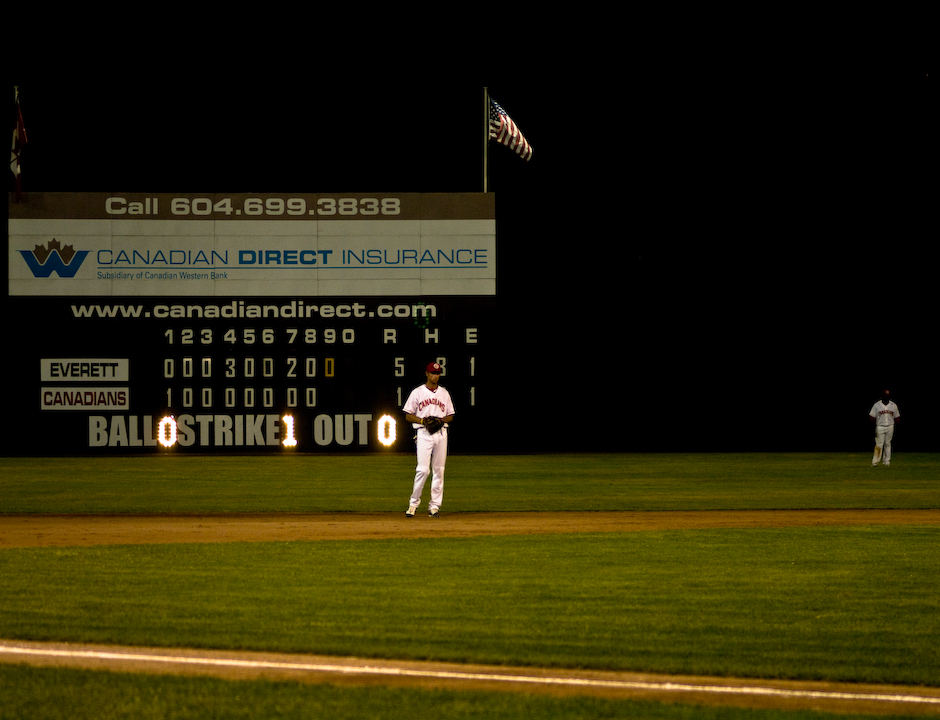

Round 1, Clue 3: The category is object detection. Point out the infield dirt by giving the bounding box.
[3,508,940,548]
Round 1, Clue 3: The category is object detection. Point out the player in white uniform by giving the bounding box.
[869,390,900,466]
[403,362,455,517]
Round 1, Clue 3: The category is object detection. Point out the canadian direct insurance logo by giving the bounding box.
[19,239,89,278]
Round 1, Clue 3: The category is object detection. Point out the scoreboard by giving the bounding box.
[7,193,496,454]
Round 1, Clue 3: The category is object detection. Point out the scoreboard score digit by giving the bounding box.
[8,193,496,455]
[144,298,492,452]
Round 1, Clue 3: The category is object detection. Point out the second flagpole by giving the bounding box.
[483,87,489,193]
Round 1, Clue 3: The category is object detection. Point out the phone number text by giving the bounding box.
[106,196,402,218]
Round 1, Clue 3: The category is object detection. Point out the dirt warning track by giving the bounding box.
[3,508,939,548]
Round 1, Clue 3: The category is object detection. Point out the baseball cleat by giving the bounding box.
[428,509,440,518]
[405,505,417,517]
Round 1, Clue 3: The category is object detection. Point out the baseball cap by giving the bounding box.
[426,362,443,373]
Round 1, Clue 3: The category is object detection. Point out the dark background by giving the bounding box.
[4,73,934,453]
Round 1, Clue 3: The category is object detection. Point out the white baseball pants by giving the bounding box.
[872,424,895,465]
[410,427,448,511]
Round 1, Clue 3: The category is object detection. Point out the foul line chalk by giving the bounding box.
[1,644,939,707]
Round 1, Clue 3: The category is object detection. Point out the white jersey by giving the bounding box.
[869,400,900,427]
[403,383,455,429]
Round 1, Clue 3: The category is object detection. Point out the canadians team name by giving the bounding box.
[43,388,128,410]
[416,397,448,414]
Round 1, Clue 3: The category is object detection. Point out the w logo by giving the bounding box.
[20,239,89,278]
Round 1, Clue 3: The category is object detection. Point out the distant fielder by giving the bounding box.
[403,362,455,517]
[869,390,900,466]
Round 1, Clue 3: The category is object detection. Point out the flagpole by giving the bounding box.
[12,85,24,203]
[483,87,489,193]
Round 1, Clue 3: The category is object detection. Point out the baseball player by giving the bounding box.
[869,389,900,466]
[403,362,455,517]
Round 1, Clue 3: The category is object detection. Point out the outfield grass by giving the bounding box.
[2,452,938,513]
[1,452,938,719]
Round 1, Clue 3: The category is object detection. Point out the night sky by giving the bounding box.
[5,74,933,452]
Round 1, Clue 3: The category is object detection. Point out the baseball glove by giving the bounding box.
[423,416,445,435]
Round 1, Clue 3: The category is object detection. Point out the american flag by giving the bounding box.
[488,96,532,161]
[11,86,28,200]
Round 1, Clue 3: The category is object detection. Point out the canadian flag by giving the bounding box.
[11,86,27,200]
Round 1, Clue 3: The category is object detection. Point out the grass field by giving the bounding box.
[3,452,939,513]
[1,453,939,719]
